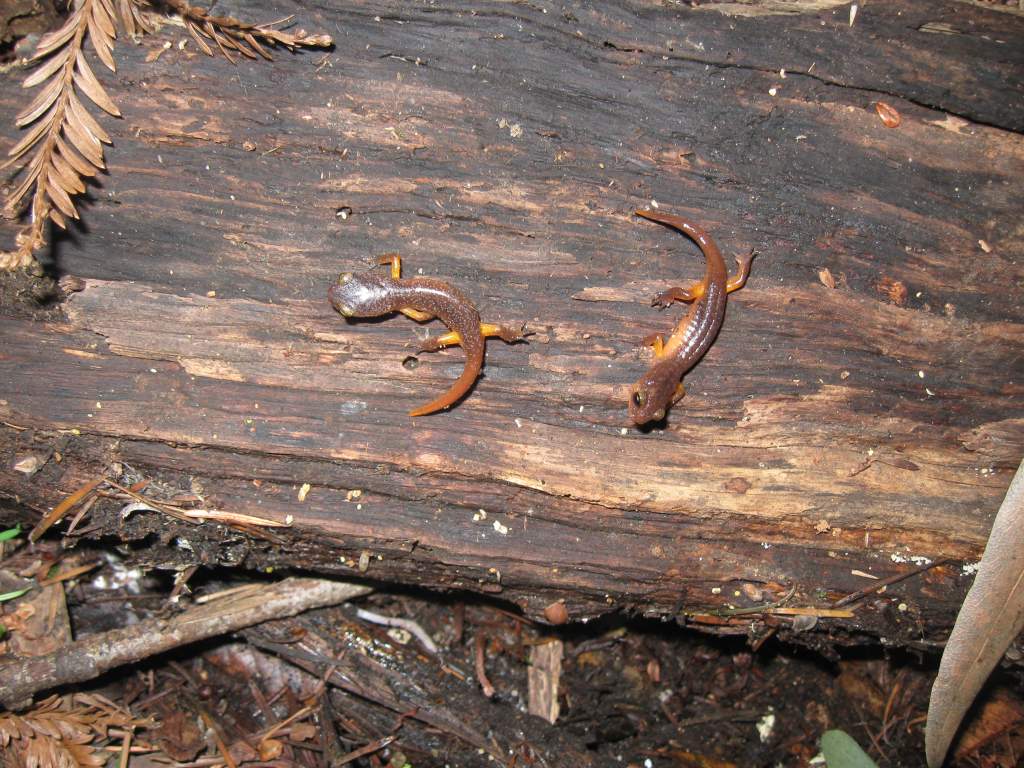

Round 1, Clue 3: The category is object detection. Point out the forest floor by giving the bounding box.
[1,536,1022,768]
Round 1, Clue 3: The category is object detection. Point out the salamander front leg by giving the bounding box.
[377,252,403,279]
[419,330,462,353]
[641,332,666,357]
[400,308,434,323]
[727,249,756,293]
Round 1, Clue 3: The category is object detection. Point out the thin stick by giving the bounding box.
[0,578,372,708]
[832,559,951,608]
[474,633,495,698]
[335,735,397,766]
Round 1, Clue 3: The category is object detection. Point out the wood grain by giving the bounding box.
[1,0,1022,644]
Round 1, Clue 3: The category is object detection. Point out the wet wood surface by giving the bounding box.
[1,0,1022,645]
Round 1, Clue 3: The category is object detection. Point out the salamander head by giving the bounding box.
[628,369,678,425]
[328,270,393,318]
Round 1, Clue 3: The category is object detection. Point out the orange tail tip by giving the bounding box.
[635,208,683,227]
[408,350,484,416]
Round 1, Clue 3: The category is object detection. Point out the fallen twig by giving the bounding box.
[335,734,397,766]
[0,577,372,709]
[833,558,951,608]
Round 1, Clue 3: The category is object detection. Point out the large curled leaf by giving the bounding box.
[925,458,1024,767]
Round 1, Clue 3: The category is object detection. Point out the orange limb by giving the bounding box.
[672,381,686,403]
[728,249,756,293]
[420,323,528,353]
[651,250,754,306]
[377,252,403,279]
[641,333,665,357]
[410,322,530,416]
[401,308,434,322]
[420,330,463,353]
[480,322,529,344]
[651,282,705,308]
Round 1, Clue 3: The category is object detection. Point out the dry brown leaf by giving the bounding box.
[926,459,1024,767]
[22,48,71,89]
[953,688,1024,758]
[117,0,151,37]
[16,77,64,127]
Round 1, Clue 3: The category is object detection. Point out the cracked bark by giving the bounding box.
[0,0,1021,649]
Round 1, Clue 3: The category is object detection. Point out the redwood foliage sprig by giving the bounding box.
[166,0,333,63]
[2,1,333,271]
[0,693,142,766]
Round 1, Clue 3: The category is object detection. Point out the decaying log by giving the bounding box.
[1,0,1022,648]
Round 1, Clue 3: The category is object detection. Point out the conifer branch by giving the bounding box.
[1,1,333,270]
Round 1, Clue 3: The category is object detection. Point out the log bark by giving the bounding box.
[1,0,1022,647]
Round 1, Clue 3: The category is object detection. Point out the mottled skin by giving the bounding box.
[328,254,527,416]
[629,209,755,425]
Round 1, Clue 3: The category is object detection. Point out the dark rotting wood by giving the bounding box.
[1,0,1022,647]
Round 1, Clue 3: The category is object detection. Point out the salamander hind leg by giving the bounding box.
[419,330,462,353]
[651,282,706,308]
[480,322,532,344]
[727,249,756,293]
[422,323,529,353]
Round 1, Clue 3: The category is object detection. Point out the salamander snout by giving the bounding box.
[328,271,391,318]
[628,376,675,426]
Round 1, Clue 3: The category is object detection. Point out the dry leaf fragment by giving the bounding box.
[145,41,171,62]
[926,459,1024,767]
[12,454,47,476]
[952,688,1024,759]
[527,640,563,724]
[874,101,902,128]
[876,276,908,306]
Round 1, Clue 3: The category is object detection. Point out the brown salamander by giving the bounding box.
[628,209,755,425]
[328,253,528,416]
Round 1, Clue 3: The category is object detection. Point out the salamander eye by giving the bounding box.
[632,391,646,407]
[338,272,353,284]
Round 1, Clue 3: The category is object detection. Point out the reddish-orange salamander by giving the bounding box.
[329,254,528,416]
[628,209,755,425]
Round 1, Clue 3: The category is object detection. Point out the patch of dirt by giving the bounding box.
[0,270,63,320]
[1,553,1021,768]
